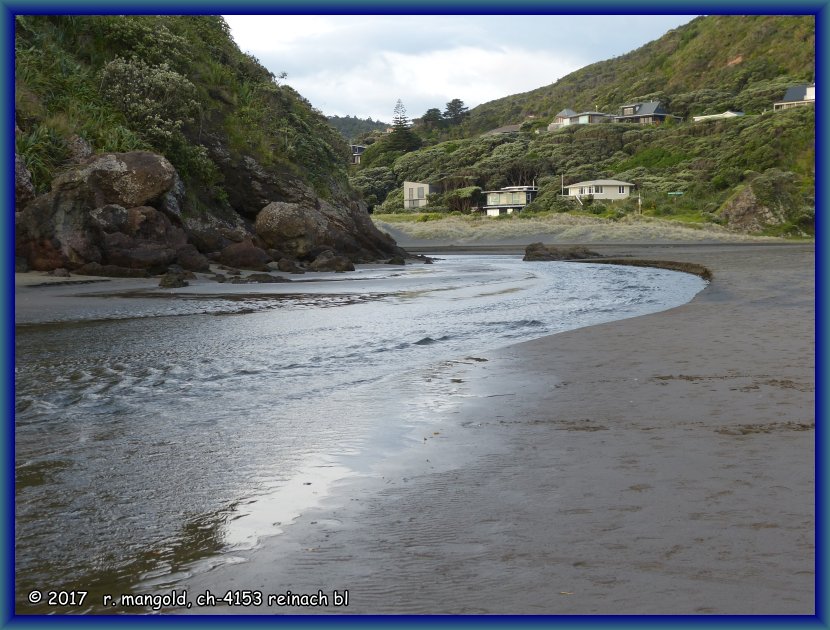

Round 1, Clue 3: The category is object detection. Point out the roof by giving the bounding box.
[617,101,666,116]
[779,84,814,103]
[483,124,523,135]
[566,179,635,188]
[555,108,578,118]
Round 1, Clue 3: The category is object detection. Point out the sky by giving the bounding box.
[223,14,697,123]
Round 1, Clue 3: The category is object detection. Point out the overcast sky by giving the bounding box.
[223,14,697,123]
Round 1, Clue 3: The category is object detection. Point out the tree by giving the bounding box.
[443,98,469,125]
[387,99,421,152]
[420,107,444,131]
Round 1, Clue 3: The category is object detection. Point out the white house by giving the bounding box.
[403,181,436,210]
[692,111,744,122]
[480,185,538,216]
[565,179,635,201]
[773,83,815,111]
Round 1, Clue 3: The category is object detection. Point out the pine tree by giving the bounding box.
[387,99,421,152]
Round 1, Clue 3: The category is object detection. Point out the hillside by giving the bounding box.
[327,115,390,143]
[461,15,815,135]
[354,14,815,238]
[15,15,402,275]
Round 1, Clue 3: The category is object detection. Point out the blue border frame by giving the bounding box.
[3,1,825,627]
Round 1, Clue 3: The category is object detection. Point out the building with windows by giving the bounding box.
[349,145,366,165]
[480,185,538,216]
[614,101,679,125]
[403,181,436,210]
[773,83,815,111]
[564,179,635,201]
[547,108,615,131]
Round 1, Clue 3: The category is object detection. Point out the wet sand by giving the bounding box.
[15,243,815,615]
[174,243,815,615]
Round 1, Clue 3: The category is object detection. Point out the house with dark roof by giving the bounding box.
[773,83,815,111]
[547,108,614,131]
[614,101,679,125]
[349,144,366,165]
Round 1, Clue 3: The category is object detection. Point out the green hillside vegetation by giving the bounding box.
[327,115,390,143]
[459,15,814,135]
[15,15,352,213]
[353,15,814,237]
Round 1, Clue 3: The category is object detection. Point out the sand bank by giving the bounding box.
[174,243,814,615]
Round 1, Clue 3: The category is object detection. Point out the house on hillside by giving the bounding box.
[547,108,614,131]
[547,108,577,130]
[692,111,744,122]
[403,181,437,210]
[479,185,539,216]
[564,179,635,202]
[350,144,366,164]
[614,101,679,125]
[482,124,523,136]
[773,83,815,111]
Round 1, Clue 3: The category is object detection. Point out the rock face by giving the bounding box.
[309,250,355,272]
[255,195,405,263]
[218,239,271,271]
[16,152,183,272]
[523,243,601,261]
[16,149,407,275]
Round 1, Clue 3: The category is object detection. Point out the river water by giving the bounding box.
[14,255,705,612]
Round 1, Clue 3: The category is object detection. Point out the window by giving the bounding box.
[417,187,424,199]
[623,107,634,116]
[512,192,522,203]
[488,193,499,205]
[619,186,626,194]
[595,186,603,194]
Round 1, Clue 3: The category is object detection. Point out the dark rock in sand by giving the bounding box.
[385,256,406,265]
[48,268,71,277]
[309,250,355,272]
[277,258,305,274]
[218,239,271,271]
[175,244,211,272]
[159,272,190,288]
[523,242,601,261]
[15,256,29,273]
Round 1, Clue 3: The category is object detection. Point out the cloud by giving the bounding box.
[223,14,696,121]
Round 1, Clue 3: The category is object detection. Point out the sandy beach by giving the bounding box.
[162,242,814,615]
[15,242,815,615]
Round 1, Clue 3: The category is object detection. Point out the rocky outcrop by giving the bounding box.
[16,152,184,272]
[309,250,355,272]
[523,243,601,261]
[16,149,407,275]
[255,194,405,263]
[718,169,812,234]
[218,239,271,271]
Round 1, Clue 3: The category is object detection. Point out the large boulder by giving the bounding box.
[15,151,183,272]
[255,196,405,262]
[218,238,271,271]
[523,243,601,261]
[52,151,176,208]
[309,250,355,272]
